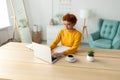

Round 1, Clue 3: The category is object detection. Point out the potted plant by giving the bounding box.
[86,49,95,62]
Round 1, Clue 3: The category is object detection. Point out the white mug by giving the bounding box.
[65,55,76,62]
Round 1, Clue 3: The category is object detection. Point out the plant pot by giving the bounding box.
[86,55,94,62]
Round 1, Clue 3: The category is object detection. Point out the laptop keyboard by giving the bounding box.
[52,57,57,61]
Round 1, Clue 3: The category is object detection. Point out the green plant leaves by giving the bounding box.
[88,49,94,56]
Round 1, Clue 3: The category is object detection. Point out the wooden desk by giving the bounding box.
[0,42,120,80]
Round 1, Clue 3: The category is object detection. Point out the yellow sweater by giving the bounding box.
[49,28,82,55]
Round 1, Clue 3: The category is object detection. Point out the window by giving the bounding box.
[0,0,10,28]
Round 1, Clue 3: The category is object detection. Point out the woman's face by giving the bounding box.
[63,21,74,31]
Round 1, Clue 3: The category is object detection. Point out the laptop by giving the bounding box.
[32,42,61,64]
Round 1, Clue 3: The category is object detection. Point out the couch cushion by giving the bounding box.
[93,39,112,48]
[100,20,119,40]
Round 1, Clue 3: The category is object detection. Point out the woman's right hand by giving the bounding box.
[52,52,64,58]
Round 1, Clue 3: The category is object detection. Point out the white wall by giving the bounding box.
[26,0,120,42]
[71,0,120,30]
[27,0,52,40]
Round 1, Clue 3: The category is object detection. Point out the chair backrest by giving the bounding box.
[112,24,120,48]
[98,19,119,40]
[117,24,120,35]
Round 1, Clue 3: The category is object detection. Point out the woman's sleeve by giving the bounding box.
[49,30,62,49]
[64,32,82,55]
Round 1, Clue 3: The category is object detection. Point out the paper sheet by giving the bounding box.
[53,46,70,53]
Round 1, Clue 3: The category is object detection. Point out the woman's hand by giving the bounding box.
[52,52,64,58]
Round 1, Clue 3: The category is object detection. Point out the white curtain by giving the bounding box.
[0,0,10,28]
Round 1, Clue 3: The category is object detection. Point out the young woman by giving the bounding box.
[50,13,82,58]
